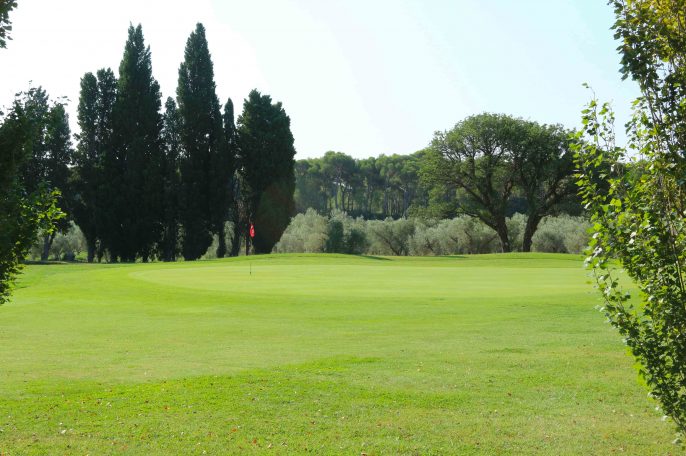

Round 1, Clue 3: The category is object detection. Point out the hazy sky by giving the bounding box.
[1,0,638,158]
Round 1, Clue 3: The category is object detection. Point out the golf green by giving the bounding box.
[0,254,674,454]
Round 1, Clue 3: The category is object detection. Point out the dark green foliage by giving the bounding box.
[106,24,164,262]
[237,90,296,254]
[40,102,74,259]
[72,72,99,262]
[224,98,242,257]
[325,219,345,253]
[160,97,182,262]
[73,72,98,262]
[575,0,686,441]
[14,87,74,261]
[0,95,62,305]
[324,215,367,254]
[72,69,117,262]
[293,152,426,220]
[211,98,236,258]
[0,0,17,48]
[321,151,356,212]
[176,23,227,260]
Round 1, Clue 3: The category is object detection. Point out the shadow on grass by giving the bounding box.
[23,260,75,266]
[359,255,391,261]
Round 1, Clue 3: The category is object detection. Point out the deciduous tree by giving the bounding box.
[0,0,17,48]
[576,0,686,441]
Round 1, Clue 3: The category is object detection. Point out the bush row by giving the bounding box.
[32,211,590,261]
[274,210,590,256]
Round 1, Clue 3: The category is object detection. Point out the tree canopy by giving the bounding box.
[423,113,575,252]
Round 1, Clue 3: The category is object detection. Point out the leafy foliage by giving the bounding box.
[423,113,576,253]
[294,152,426,219]
[0,95,63,304]
[275,211,585,256]
[0,0,17,48]
[10,87,74,261]
[575,0,686,440]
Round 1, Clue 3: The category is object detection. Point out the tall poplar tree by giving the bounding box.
[73,68,117,262]
[237,90,296,254]
[177,23,229,260]
[108,24,164,262]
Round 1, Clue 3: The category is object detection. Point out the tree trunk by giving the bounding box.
[495,220,511,253]
[216,223,227,258]
[40,232,55,261]
[229,219,241,257]
[522,214,543,252]
[87,241,96,263]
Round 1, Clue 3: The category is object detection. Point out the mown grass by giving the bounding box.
[0,254,674,454]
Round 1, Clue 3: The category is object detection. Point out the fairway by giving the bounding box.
[0,254,673,454]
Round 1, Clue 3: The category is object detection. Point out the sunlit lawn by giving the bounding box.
[0,254,673,454]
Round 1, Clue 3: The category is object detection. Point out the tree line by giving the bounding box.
[295,113,580,253]
[1,23,297,270]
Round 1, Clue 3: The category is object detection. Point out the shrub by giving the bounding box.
[29,223,87,261]
[367,218,415,256]
[532,215,590,254]
[273,209,328,253]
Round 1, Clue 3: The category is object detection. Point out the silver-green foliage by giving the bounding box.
[276,211,586,256]
[273,209,328,254]
[29,223,87,261]
[532,215,591,254]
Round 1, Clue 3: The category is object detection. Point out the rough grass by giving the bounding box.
[0,254,674,454]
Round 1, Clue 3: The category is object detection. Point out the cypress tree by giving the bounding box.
[94,69,117,262]
[160,97,182,261]
[212,98,237,258]
[224,98,242,257]
[237,90,296,254]
[73,68,117,262]
[73,72,99,262]
[109,24,164,262]
[177,23,228,260]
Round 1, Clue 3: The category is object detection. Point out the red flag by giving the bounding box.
[249,224,255,238]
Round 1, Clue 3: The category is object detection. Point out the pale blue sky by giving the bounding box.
[1,0,637,158]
